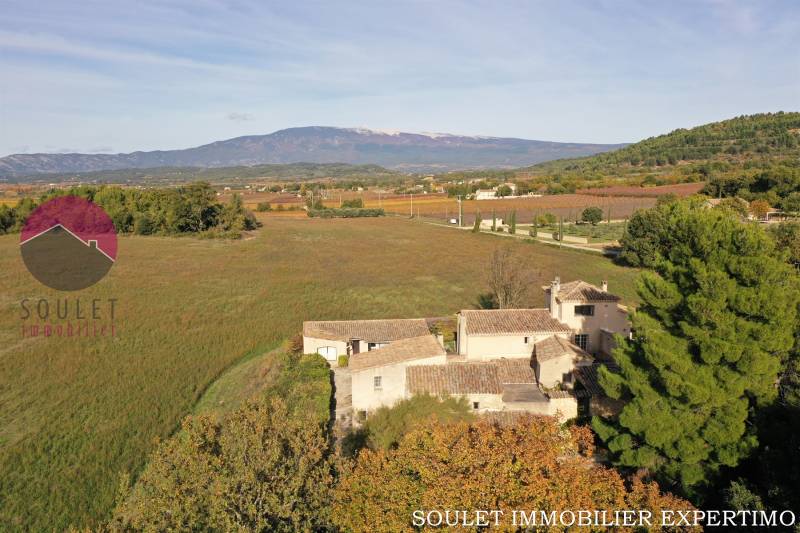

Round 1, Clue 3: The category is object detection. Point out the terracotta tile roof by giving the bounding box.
[544,280,620,303]
[303,318,430,343]
[407,363,503,395]
[406,359,537,396]
[574,362,620,396]
[349,335,445,371]
[460,309,571,336]
[495,358,538,383]
[534,335,594,363]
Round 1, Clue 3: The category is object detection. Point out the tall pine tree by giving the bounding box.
[594,200,799,497]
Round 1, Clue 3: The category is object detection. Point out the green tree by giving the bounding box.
[491,209,496,231]
[112,398,335,532]
[509,210,517,234]
[581,206,603,225]
[716,197,749,218]
[495,184,513,197]
[132,212,155,235]
[594,201,800,497]
[617,206,672,267]
[0,204,15,234]
[769,220,800,266]
[343,395,473,456]
[472,211,482,233]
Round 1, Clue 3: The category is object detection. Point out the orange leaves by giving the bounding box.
[333,416,693,532]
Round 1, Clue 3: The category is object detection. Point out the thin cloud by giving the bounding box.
[227,112,254,122]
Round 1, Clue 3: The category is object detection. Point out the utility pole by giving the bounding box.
[410,193,414,218]
[457,196,463,227]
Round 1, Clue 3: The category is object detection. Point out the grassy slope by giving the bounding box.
[0,216,641,530]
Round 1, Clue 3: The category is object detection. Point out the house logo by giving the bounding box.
[20,196,117,291]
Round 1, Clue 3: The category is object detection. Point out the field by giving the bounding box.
[0,216,641,530]
[229,190,659,224]
[578,182,705,197]
[369,194,658,223]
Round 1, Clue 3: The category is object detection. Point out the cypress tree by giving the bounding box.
[491,209,496,232]
[593,200,800,497]
[472,211,482,233]
[509,210,517,234]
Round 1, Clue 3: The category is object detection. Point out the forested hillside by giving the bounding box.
[515,112,800,196]
[4,162,404,185]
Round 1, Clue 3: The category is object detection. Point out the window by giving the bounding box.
[368,342,389,351]
[575,305,595,316]
[373,376,382,390]
[472,402,480,410]
[574,334,589,351]
[316,346,338,359]
[524,336,530,344]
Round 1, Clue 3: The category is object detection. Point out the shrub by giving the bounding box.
[749,199,771,219]
[256,202,272,212]
[537,213,556,226]
[341,198,363,208]
[472,212,482,233]
[337,355,349,368]
[581,206,603,225]
[307,208,385,218]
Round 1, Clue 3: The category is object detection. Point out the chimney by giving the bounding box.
[549,276,561,318]
[88,240,98,249]
[601,280,608,292]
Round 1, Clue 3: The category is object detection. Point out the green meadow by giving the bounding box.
[0,216,641,530]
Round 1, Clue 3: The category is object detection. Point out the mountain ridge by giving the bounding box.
[0,126,625,178]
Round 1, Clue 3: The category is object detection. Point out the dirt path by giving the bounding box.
[413,218,617,255]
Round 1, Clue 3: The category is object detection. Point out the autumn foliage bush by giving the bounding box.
[332,416,693,532]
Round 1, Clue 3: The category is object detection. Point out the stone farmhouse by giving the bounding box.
[302,277,629,424]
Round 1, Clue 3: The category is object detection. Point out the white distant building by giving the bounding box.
[303,278,630,424]
[475,183,518,200]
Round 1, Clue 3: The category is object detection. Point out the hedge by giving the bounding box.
[307,208,385,218]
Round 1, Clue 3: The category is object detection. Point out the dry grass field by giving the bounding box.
[0,216,641,530]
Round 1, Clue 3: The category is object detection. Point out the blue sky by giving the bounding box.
[0,0,798,156]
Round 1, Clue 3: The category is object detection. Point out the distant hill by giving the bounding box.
[506,112,800,203]
[10,162,404,185]
[523,112,800,175]
[0,127,625,179]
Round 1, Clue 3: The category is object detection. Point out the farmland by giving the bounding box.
[0,216,642,530]
[228,190,661,223]
[578,182,705,197]
[371,193,656,223]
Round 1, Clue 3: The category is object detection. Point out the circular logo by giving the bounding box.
[20,196,117,291]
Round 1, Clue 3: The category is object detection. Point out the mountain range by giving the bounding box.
[0,127,625,178]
